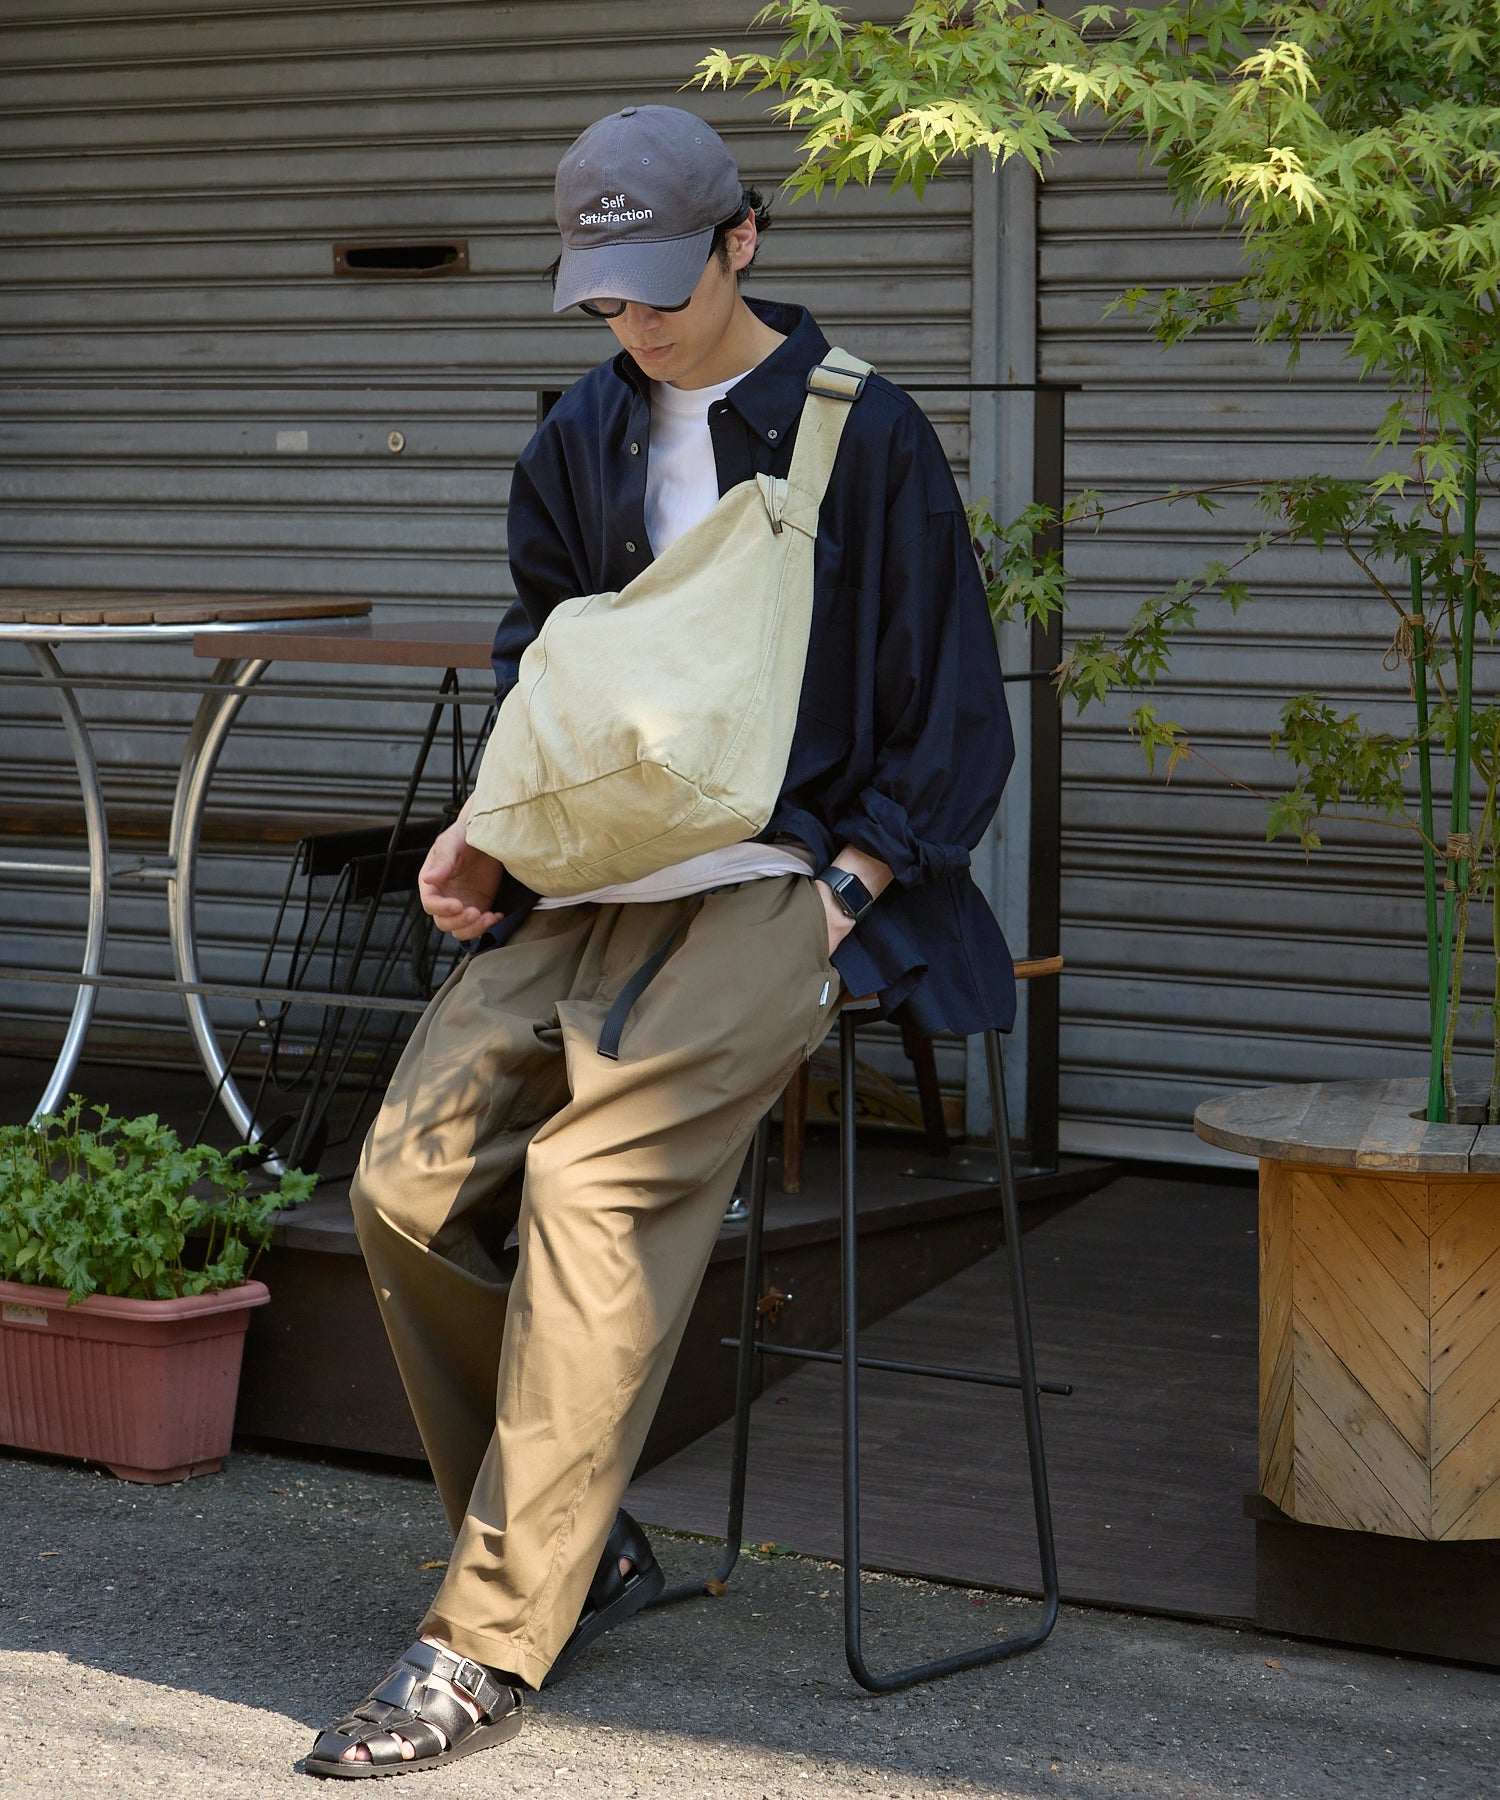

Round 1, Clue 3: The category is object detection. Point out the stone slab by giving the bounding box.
[1194,1078,1478,1173]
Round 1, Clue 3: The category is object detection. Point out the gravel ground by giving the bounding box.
[1,1447,1494,1800]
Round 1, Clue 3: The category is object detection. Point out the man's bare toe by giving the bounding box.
[342,1738,419,1764]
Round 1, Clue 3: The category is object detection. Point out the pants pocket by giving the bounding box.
[796,877,844,1056]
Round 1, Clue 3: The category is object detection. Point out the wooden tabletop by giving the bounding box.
[192,617,497,671]
[0,590,371,627]
[1193,1077,1500,1173]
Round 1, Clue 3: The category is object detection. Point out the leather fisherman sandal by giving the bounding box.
[542,1507,665,1687]
[305,1640,522,1779]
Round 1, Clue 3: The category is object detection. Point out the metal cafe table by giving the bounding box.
[185,613,500,1149]
[0,590,370,1125]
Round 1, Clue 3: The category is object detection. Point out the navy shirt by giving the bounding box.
[480,297,1017,1036]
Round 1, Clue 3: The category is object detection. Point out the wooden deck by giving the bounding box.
[0,1048,1114,1474]
[628,1171,1260,1623]
[17,1041,1494,1652]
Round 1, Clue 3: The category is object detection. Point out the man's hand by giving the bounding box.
[419,799,505,941]
[815,877,859,960]
[814,843,894,959]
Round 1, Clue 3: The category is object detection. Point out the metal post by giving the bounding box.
[648,1114,771,1606]
[165,655,273,1152]
[26,642,110,1121]
[986,1028,1061,1618]
[1026,384,1066,1172]
[842,1019,1061,1692]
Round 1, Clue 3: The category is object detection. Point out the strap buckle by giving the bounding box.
[449,1657,491,1703]
[805,360,868,403]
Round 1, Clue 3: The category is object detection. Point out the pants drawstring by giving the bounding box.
[596,894,707,1059]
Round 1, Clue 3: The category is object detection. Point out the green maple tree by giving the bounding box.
[702,0,1500,1119]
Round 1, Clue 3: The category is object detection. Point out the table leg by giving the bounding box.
[26,643,109,1123]
[166,655,275,1156]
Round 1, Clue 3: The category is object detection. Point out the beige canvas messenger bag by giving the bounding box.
[465,346,873,897]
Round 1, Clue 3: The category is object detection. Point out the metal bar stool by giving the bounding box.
[776,1019,948,1193]
[649,956,1070,1691]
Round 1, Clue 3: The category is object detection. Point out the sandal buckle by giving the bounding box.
[451,1657,488,1702]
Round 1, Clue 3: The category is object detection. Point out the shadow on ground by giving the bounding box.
[2,1446,1495,1800]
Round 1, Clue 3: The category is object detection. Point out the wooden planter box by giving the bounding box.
[0,1276,269,1483]
[1198,1079,1500,1541]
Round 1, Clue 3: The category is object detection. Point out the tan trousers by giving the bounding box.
[349,873,841,1689]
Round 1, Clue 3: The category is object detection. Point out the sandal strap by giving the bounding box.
[355,1729,414,1767]
[310,1715,412,1766]
[348,1700,406,1728]
[415,1687,474,1744]
[584,1508,657,1616]
[432,1650,510,1719]
[312,1641,520,1770]
[391,1718,447,1760]
[359,1642,511,1724]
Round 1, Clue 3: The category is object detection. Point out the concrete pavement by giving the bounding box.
[1,1447,1493,1799]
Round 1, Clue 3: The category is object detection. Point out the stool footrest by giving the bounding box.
[721,1336,1073,1397]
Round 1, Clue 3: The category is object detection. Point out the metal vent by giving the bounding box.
[333,241,469,278]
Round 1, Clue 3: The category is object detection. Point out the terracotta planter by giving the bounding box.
[0,1276,269,1483]
[1196,1078,1500,1541]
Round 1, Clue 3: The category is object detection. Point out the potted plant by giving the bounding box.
[699,2,1500,1584]
[0,1097,314,1483]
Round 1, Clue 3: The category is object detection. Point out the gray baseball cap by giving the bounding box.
[553,106,745,314]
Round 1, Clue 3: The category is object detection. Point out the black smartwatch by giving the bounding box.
[816,865,877,924]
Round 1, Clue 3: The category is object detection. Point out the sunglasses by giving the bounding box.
[578,292,694,320]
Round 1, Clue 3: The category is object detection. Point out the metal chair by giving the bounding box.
[650,958,1069,1691]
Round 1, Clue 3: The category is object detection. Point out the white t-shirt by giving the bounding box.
[534,367,815,910]
[643,370,741,553]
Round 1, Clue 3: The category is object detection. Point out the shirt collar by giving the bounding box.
[612,298,833,446]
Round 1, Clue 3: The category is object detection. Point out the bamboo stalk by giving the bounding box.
[1428,408,1483,1121]
[1445,885,1470,1112]
[1491,836,1500,1123]
[1430,843,1458,1124]
[1412,559,1439,1053]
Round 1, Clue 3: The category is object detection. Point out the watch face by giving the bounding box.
[830,870,871,919]
[819,867,872,920]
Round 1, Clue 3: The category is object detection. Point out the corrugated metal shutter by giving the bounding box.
[0,1,976,1121]
[1038,136,1444,1165]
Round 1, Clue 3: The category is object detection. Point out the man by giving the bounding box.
[307,105,1014,1778]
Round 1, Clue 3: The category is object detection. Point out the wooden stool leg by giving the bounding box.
[899,1021,949,1155]
[780,1059,809,1193]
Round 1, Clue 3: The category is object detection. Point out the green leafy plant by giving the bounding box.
[0,1097,316,1304]
[701,0,1499,1120]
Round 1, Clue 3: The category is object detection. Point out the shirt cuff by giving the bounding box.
[831,787,971,888]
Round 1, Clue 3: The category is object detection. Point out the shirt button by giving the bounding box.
[767,428,779,440]
[625,540,637,553]
[629,441,640,454]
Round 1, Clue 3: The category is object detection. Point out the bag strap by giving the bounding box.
[776,345,875,538]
